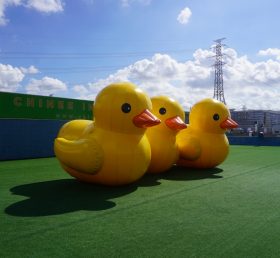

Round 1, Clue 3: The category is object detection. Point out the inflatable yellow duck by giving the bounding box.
[54,82,161,186]
[146,96,187,173]
[176,98,238,169]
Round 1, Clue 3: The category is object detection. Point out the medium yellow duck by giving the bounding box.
[176,98,238,169]
[146,96,187,173]
[54,82,161,186]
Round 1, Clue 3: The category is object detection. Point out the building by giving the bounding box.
[184,109,280,136]
[230,110,280,135]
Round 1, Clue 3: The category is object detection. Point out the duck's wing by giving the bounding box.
[177,135,201,161]
[57,120,92,140]
[54,137,103,174]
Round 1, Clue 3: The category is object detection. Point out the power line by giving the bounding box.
[0,49,193,59]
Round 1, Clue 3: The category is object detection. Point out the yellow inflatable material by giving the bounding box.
[176,98,238,169]
[146,96,187,173]
[54,82,161,186]
[57,119,92,140]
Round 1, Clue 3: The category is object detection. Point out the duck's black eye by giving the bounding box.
[213,113,220,121]
[121,103,131,113]
[159,107,166,115]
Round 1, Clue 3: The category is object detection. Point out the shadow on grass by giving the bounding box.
[162,166,223,181]
[137,166,223,187]
[5,179,136,217]
[5,167,223,217]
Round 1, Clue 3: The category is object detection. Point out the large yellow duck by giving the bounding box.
[54,82,161,186]
[146,96,187,173]
[176,98,238,169]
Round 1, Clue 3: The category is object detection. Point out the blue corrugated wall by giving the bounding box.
[228,136,280,146]
[1,119,280,161]
[0,119,67,161]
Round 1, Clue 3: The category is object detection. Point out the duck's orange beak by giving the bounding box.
[133,109,161,128]
[165,116,187,131]
[220,117,238,129]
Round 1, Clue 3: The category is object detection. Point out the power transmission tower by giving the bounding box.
[213,38,226,104]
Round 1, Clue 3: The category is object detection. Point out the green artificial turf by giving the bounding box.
[1,146,280,258]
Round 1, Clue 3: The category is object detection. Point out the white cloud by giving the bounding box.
[73,52,212,109]
[0,63,25,92]
[26,0,64,13]
[121,0,151,7]
[73,48,280,111]
[72,84,89,97]
[26,76,67,95]
[258,48,280,61]
[20,65,39,74]
[223,48,280,85]
[0,0,21,26]
[0,0,63,26]
[2,50,279,111]
[177,7,192,25]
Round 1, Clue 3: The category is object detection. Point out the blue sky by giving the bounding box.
[1,0,280,110]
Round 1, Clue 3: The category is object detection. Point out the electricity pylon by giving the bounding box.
[213,38,226,105]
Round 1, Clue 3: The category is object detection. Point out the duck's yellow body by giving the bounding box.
[146,96,186,173]
[177,98,238,169]
[177,129,230,168]
[62,127,151,185]
[54,82,160,185]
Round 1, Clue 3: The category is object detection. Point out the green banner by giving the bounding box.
[0,92,94,120]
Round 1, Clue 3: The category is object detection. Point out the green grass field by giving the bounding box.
[1,146,280,258]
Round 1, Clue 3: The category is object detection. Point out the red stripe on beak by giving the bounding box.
[133,109,161,128]
[220,117,238,129]
[165,116,187,131]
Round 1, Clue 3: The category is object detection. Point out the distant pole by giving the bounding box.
[213,38,226,104]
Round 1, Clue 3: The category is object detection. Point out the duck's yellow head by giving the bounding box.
[94,82,161,134]
[150,96,187,133]
[190,98,238,134]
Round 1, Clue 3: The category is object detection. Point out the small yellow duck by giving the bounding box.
[54,82,161,186]
[146,96,187,173]
[176,98,238,169]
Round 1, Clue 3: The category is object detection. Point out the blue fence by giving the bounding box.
[228,136,280,146]
[1,119,280,161]
[0,119,67,161]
